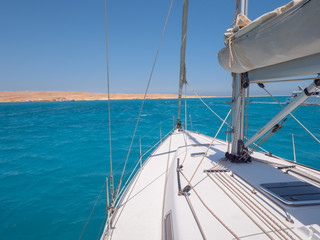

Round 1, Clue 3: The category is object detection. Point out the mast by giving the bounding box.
[229,0,248,160]
[177,0,189,129]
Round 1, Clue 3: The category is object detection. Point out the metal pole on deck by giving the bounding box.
[106,177,109,208]
[229,0,248,159]
[173,115,175,130]
[292,134,297,163]
[106,177,111,230]
[177,0,188,129]
[139,139,142,169]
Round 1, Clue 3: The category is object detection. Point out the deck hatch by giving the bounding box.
[260,181,320,206]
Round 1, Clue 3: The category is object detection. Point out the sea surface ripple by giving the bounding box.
[1,97,319,239]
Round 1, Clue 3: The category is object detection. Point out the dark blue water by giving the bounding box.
[1,97,319,239]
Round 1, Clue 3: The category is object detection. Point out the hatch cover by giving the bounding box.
[260,181,320,206]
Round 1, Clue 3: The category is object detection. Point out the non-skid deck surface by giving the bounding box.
[102,130,320,240]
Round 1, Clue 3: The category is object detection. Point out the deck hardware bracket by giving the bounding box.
[265,152,273,157]
[241,72,249,88]
[176,120,182,130]
[286,214,294,223]
[182,185,192,193]
[286,169,320,185]
[204,169,230,173]
[277,165,296,170]
[177,158,182,195]
[224,128,234,133]
[304,87,313,96]
[225,144,251,163]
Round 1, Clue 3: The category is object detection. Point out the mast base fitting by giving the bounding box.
[225,152,251,163]
[176,120,182,131]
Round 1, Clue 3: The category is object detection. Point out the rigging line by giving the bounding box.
[113,128,170,175]
[181,85,189,166]
[113,128,172,174]
[216,173,289,240]
[231,0,241,26]
[186,82,269,155]
[184,193,208,240]
[114,156,141,204]
[262,87,320,145]
[253,77,320,84]
[188,81,258,155]
[245,86,249,139]
[245,126,288,161]
[142,137,165,157]
[161,133,173,240]
[112,128,164,172]
[215,175,283,239]
[104,0,114,203]
[141,130,173,158]
[114,0,175,201]
[140,117,172,140]
[79,182,106,240]
[266,141,319,157]
[186,82,261,155]
[248,130,276,155]
[189,109,232,183]
[279,131,319,139]
[187,81,225,123]
[289,168,320,185]
[97,210,108,240]
[115,129,173,205]
[177,0,189,123]
[220,173,297,239]
[179,171,240,239]
[225,174,302,240]
[207,173,274,240]
[185,83,187,130]
[181,128,189,166]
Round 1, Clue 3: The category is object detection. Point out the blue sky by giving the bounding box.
[1,0,303,96]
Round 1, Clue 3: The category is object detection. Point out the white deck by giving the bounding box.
[101,130,320,240]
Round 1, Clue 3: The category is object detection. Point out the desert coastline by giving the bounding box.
[0,91,219,103]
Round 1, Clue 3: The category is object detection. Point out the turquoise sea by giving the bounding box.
[1,97,319,239]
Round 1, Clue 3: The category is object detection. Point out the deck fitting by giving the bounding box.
[182,185,192,193]
[204,169,230,173]
[277,165,296,170]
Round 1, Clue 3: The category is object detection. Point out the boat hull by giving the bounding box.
[101,130,320,239]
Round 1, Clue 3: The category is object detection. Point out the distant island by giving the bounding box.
[0,91,217,103]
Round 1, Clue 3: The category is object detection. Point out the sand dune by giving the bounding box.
[0,91,215,102]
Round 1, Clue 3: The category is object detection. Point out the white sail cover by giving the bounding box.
[218,0,320,74]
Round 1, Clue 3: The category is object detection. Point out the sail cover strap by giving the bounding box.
[177,0,189,123]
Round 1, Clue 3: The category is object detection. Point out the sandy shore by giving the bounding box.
[0,91,216,102]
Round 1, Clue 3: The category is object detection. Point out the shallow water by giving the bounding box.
[0,97,319,239]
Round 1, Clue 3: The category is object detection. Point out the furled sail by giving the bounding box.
[218,0,320,74]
